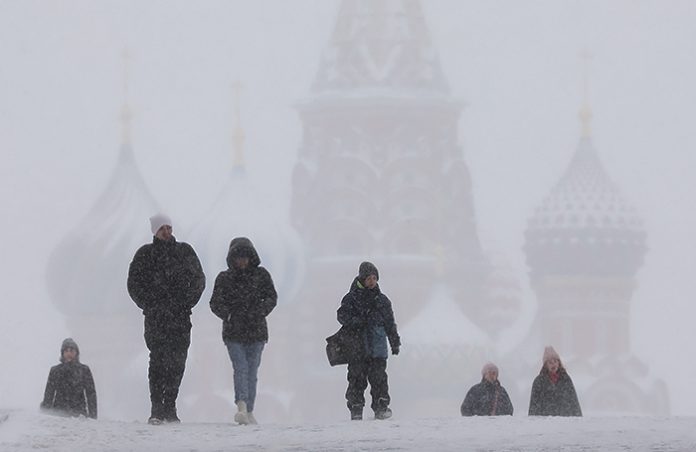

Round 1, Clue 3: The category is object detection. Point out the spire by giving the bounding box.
[231,81,245,171]
[579,51,593,138]
[312,0,449,95]
[120,49,133,147]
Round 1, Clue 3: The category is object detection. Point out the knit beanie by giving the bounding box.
[358,261,379,283]
[481,362,499,376]
[543,346,561,364]
[149,213,172,235]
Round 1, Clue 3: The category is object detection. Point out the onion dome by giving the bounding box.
[189,88,304,301]
[46,97,160,316]
[524,105,646,278]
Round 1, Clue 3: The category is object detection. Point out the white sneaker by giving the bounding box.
[234,401,249,425]
[247,412,257,425]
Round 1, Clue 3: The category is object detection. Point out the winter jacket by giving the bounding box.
[40,361,97,419]
[127,236,206,339]
[460,379,514,416]
[209,237,277,343]
[528,369,582,416]
[337,278,400,360]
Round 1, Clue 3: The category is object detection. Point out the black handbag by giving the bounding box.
[326,325,363,366]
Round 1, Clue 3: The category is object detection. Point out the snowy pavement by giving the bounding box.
[1,410,695,451]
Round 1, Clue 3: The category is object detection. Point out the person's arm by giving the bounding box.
[83,366,98,419]
[528,376,543,416]
[248,268,277,318]
[337,295,363,327]
[381,297,401,353]
[460,387,476,416]
[40,368,57,410]
[179,243,206,310]
[564,376,582,417]
[210,273,232,321]
[499,387,514,416]
[127,246,152,311]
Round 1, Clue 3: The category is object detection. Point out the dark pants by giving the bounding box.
[346,358,390,412]
[145,328,190,420]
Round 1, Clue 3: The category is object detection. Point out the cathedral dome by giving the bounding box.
[46,141,160,316]
[524,136,646,277]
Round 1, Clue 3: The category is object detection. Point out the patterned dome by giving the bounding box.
[524,137,646,277]
[46,142,160,316]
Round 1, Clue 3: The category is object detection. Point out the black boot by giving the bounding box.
[350,405,363,421]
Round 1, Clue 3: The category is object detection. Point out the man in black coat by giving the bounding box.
[210,237,277,425]
[337,261,400,421]
[460,362,513,416]
[40,338,97,419]
[127,214,205,424]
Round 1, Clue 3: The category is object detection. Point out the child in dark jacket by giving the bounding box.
[337,261,401,421]
[528,346,582,417]
[461,362,514,416]
[40,338,97,419]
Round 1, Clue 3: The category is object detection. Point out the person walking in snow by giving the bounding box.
[460,362,513,416]
[209,237,277,425]
[127,213,206,425]
[337,261,401,421]
[40,338,98,419]
[528,346,582,417]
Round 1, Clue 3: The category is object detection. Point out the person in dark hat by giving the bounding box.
[40,338,97,419]
[337,261,401,420]
[528,346,582,416]
[460,362,513,416]
[210,237,277,425]
[127,213,206,424]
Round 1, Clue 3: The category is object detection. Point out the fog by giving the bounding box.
[1,0,695,421]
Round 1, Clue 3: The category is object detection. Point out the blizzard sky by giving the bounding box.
[1,0,695,416]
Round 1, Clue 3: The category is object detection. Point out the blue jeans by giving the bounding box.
[224,341,265,412]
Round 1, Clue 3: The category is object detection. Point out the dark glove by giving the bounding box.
[392,345,400,356]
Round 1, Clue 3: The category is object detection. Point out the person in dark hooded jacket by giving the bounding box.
[127,214,206,424]
[528,346,582,417]
[460,362,513,416]
[210,237,277,425]
[337,261,401,421]
[40,338,97,419]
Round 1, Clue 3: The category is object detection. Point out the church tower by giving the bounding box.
[523,75,669,414]
[289,0,494,420]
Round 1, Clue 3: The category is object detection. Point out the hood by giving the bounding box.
[60,337,80,363]
[226,237,261,268]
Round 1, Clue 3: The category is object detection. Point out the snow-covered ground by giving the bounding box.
[1,410,695,451]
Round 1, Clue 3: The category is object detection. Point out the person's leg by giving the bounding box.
[162,333,190,422]
[225,341,250,424]
[145,337,167,421]
[346,359,368,419]
[368,358,390,417]
[244,342,265,413]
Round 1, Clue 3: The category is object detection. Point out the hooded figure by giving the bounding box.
[210,237,277,425]
[460,362,513,416]
[337,261,401,421]
[40,338,97,419]
[528,346,582,416]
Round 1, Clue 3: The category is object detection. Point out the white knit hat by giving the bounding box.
[149,213,172,235]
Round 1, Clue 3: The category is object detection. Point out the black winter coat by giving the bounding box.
[40,362,97,419]
[460,379,514,416]
[127,237,206,340]
[528,370,582,416]
[337,278,400,360]
[210,238,277,343]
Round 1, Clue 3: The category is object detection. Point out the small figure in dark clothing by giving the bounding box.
[528,346,582,417]
[127,214,206,425]
[40,338,97,419]
[210,237,277,425]
[337,261,401,421]
[460,362,513,416]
